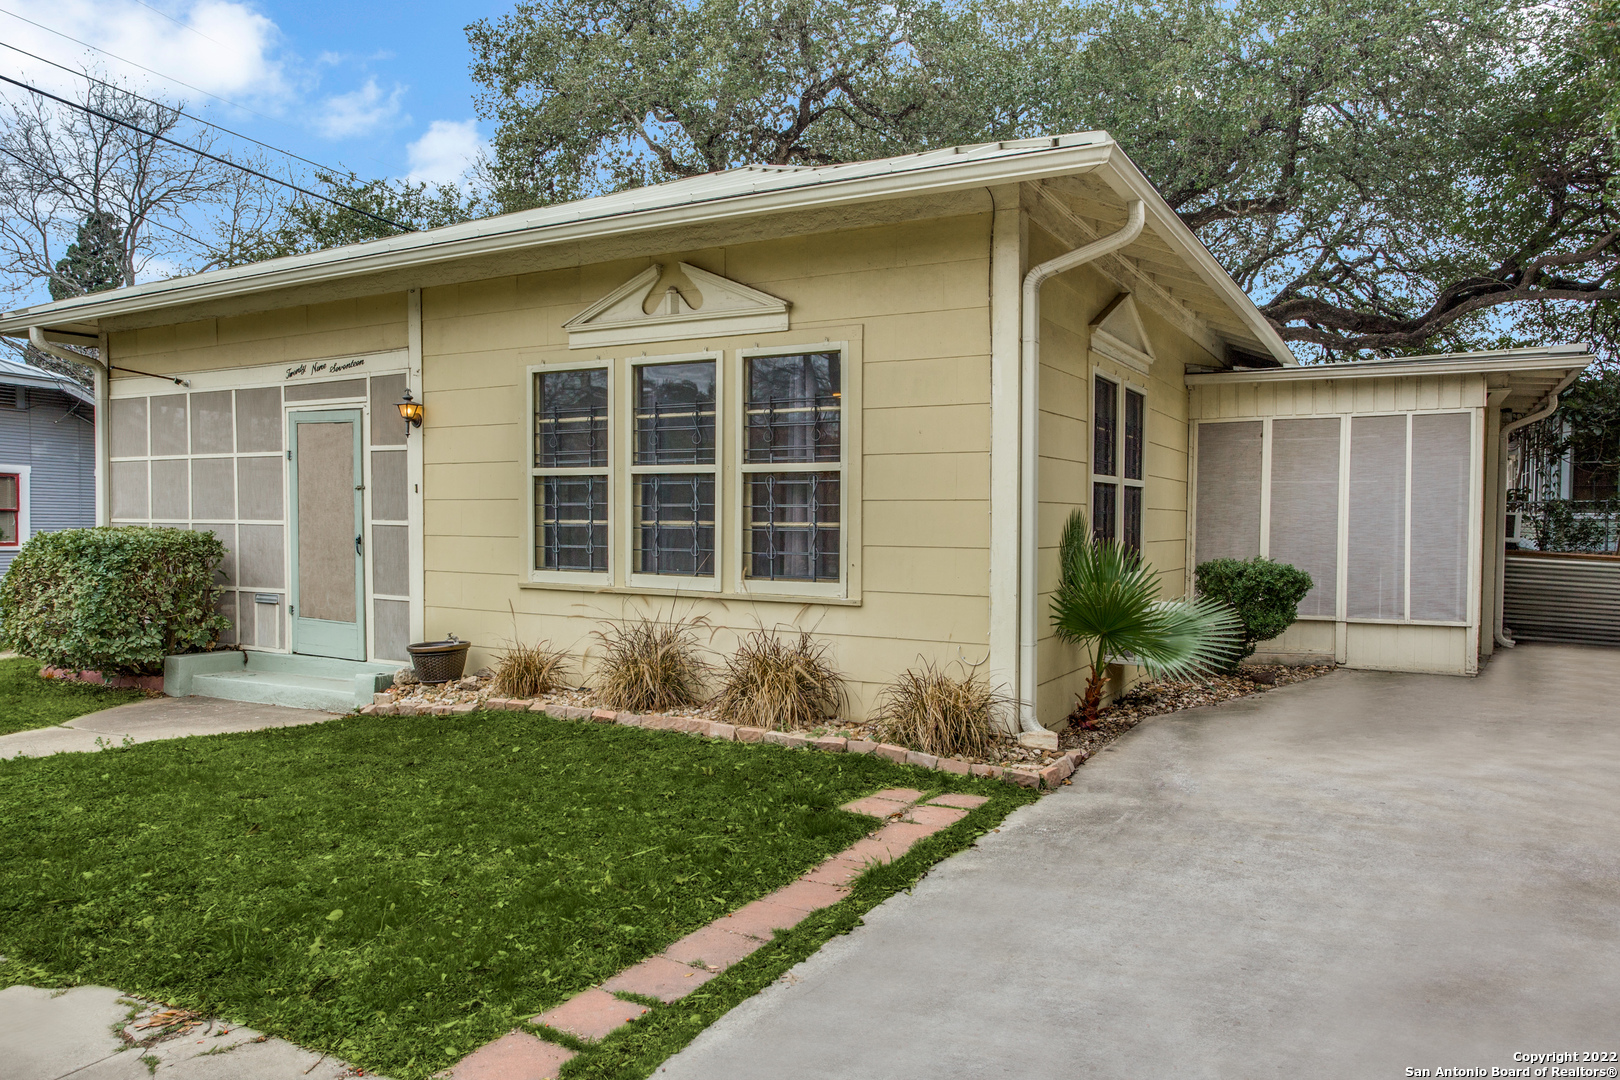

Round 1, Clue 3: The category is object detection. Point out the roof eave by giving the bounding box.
[1185,347,1593,385]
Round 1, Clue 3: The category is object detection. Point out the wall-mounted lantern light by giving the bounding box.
[397,388,424,435]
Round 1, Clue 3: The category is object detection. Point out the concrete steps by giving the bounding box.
[165,651,396,712]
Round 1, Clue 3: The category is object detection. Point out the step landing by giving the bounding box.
[164,651,396,712]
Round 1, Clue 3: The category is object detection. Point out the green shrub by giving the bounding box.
[1193,556,1315,669]
[0,526,230,675]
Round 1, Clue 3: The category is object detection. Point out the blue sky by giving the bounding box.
[0,0,501,186]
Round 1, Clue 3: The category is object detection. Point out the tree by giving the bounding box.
[467,0,1619,362]
[237,173,483,263]
[49,212,123,301]
[1049,510,1240,727]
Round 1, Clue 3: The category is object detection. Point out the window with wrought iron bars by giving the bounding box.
[631,356,718,580]
[1092,373,1146,553]
[532,365,610,574]
[741,350,843,585]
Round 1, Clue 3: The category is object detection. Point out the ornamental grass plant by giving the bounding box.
[712,629,846,731]
[870,660,1011,758]
[592,614,710,712]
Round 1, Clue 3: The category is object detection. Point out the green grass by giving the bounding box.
[0,656,147,735]
[0,710,1036,1079]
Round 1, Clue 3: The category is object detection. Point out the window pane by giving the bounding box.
[535,475,607,572]
[1093,482,1117,542]
[1347,414,1407,619]
[0,510,15,545]
[535,369,608,468]
[746,353,840,464]
[635,474,715,576]
[1270,417,1341,617]
[1094,377,1118,477]
[635,361,716,465]
[0,474,17,511]
[1410,413,1471,621]
[1124,389,1145,480]
[1194,421,1262,563]
[1122,485,1142,553]
[747,472,840,581]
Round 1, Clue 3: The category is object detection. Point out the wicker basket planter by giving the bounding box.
[407,637,471,684]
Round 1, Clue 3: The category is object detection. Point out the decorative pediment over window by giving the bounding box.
[563,262,790,349]
[1089,293,1155,375]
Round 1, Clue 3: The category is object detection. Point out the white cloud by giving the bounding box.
[314,77,406,139]
[0,0,288,104]
[406,119,484,185]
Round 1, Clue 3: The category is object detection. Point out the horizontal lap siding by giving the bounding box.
[110,294,407,373]
[421,214,995,719]
[0,388,95,574]
[1030,222,1215,726]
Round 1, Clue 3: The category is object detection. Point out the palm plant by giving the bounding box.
[1050,510,1241,728]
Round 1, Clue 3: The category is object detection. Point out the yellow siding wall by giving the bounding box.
[422,214,995,717]
[108,294,407,372]
[1028,224,1217,726]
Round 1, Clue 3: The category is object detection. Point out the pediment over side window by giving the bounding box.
[563,262,790,349]
[1089,293,1155,375]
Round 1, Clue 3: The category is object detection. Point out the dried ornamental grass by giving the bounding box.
[869,660,1012,759]
[491,639,571,698]
[712,629,846,731]
[592,615,710,713]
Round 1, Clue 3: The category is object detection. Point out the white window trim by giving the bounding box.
[1090,372,1147,547]
[528,359,614,585]
[732,342,851,600]
[625,350,723,593]
[0,464,31,548]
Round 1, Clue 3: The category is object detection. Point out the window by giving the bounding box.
[1092,375,1146,552]
[631,358,717,579]
[0,473,17,546]
[532,366,609,574]
[742,351,842,584]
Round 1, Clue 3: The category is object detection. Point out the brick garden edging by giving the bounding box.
[39,666,164,692]
[443,787,992,1080]
[360,698,1091,791]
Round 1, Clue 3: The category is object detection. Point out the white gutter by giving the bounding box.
[1017,199,1145,737]
[29,327,109,526]
[1493,368,1582,648]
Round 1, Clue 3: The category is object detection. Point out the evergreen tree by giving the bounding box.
[48,212,123,301]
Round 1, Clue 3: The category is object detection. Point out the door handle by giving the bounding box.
[355,533,363,556]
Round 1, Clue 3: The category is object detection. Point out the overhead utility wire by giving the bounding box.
[0,6,285,127]
[0,41,347,178]
[0,73,414,231]
[127,0,226,47]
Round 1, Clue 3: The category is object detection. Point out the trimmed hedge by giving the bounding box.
[1194,556,1315,670]
[1,526,229,675]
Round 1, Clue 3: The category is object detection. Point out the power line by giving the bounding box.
[0,73,413,230]
[0,40,349,178]
[0,5,284,128]
[127,0,225,48]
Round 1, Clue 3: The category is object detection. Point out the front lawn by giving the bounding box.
[0,656,147,736]
[0,710,1032,1079]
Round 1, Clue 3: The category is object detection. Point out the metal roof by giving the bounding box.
[0,132,1296,365]
[0,355,94,405]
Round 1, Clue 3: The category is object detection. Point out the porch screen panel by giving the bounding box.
[1347,414,1407,619]
[1269,418,1341,617]
[1194,421,1262,564]
[1409,412,1471,621]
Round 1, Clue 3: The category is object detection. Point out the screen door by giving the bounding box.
[289,410,366,660]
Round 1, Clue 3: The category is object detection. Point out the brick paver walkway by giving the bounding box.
[446,786,988,1079]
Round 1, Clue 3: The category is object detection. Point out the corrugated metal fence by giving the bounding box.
[1503,552,1620,647]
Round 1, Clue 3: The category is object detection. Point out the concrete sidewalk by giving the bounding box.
[654,644,1620,1079]
[0,986,365,1080]
[0,696,340,760]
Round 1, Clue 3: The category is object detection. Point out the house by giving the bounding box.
[0,134,1592,732]
[0,355,96,573]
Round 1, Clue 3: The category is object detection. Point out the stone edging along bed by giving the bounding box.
[358,697,1088,791]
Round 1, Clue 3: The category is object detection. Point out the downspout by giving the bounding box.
[1493,369,1581,648]
[1017,199,1145,735]
[30,327,109,527]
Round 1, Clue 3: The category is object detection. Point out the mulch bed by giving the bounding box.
[379,663,1334,777]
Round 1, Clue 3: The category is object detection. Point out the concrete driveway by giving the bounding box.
[656,644,1620,1079]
